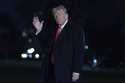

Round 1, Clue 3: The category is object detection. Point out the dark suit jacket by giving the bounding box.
[52,21,84,83]
[37,21,85,83]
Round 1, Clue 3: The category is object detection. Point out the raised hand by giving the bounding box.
[32,16,44,35]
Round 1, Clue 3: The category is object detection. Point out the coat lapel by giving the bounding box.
[55,22,70,42]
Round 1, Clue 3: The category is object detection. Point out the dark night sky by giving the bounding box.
[0,0,124,49]
[0,0,125,66]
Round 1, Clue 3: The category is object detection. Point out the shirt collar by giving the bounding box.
[60,19,68,30]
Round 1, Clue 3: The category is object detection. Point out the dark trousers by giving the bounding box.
[47,62,55,83]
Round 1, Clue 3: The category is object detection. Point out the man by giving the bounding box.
[33,4,85,83]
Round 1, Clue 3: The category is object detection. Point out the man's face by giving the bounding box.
[53,9,68,25]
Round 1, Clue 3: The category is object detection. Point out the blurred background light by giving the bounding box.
[21,53,28,59]
[35,54,40,59]
[27,48,35,54]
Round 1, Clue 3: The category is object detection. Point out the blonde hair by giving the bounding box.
[52,5,67,14]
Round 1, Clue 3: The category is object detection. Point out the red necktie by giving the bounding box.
[50,25,61,64]
[54,25,61,41]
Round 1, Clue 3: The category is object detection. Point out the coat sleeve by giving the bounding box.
[72,25,85,73]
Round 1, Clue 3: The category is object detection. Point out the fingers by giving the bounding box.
[33,17,39,25]
[33,16,39,22]
[32,17,44,26]
[32,16,44,35]
[72,72,80,82]
[40,21,44,26]
[41,20,44,24]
